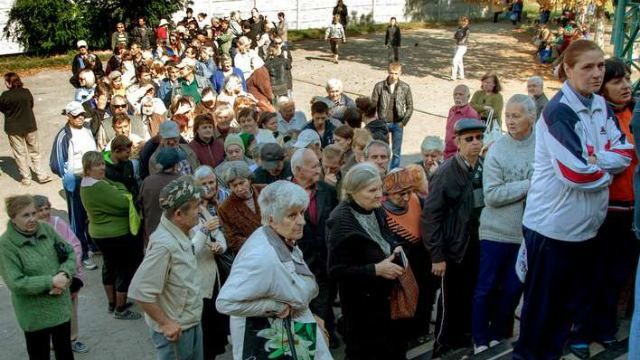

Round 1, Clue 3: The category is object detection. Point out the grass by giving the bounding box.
[0,52,111,75]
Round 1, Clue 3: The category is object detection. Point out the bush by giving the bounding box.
[3,0,89,54]
[3,0,188,55]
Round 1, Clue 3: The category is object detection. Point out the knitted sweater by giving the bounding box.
[479,131,535,243]
[0,221,76,331]
[80,178,131,239]
[470,91,504,124]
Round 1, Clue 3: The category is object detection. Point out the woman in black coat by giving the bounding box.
[333,0,349,27]
[0,72,51,185]
[327,162,406,360]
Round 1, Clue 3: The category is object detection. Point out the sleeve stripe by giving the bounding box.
[607,148,634,159]
[557,160,606,184]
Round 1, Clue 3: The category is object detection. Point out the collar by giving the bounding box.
[562,81,603,113]
[263,226,314,277]
[158,215,193,252]
[452,103,472,114]
[5,221,48,247]
[455,153,480,172]
[292,177,318,192]
[195,135,213,145]
[349,199,373,214]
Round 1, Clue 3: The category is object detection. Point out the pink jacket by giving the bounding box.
[48,216,85,281]
[444,104,480,159]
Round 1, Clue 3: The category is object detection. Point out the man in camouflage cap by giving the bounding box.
[128,176,205,360]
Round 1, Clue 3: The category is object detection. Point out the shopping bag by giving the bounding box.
[125,193,141,236]
[483,109,503,149]
[243,316,318,359]
[515,240,528,283]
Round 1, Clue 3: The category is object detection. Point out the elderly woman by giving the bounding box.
[192,167,230,360]
[218,161,264,253]
[74,69,96,103]
[189,114,225,169]
[34,195,88,354]
[515,40,633,359]
[419,135,444,180]
[470,71,504,124]
[1,72,52,186]
[0,195,76,359]
[382,168,435,347]
[570,58,638,358]
[325,78,355,123]
[212,104,240,142]
[472,94,536,353]
[237,107,276,153]
[526,75,548,120]
[216,181,332,359]
[212,55,246,95]
[79,151,142,320]
[327,162,405,359]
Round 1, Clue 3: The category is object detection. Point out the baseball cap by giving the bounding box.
[159,176,204,210]
[77,40,88,48]
[159,121,180,139]
[293,129,321,149]
[260,143,285,171]
[63,101,86,117]
[176,58,196,69]
[156,147,186,171]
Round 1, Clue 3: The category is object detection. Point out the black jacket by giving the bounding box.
[385,25,401,47]
[105,157,139,201]
[327,200,404,358]
[0,88,37,135]
[421,155,483,264]
[365,118,389,143]
[297,181,337,281]
[264,55,292,98]
[371,79,413,125]
[253,161,293,185]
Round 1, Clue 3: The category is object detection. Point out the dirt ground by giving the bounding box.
[0,21,569,359]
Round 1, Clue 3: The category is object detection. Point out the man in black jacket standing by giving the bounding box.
[385,17,401,62]
[291,148,339,346]
[421,118,486,358]
[371,62,413,169]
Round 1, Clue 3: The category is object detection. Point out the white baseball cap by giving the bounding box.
[77,40,88,48]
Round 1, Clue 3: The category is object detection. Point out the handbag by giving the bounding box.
[390,262,419,320]
[125,193,141,236]
[483,109,503,148]
[242,316,318,359]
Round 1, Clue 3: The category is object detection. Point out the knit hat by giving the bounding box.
[224,134,245,153]
[421,136,444,153]
[219,161,253,186]
[383,168,415,194]
[159,176,204,210]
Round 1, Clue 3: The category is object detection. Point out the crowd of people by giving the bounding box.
[1,3,640,360]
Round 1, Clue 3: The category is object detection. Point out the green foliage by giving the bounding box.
[4,0,190,55]
[4,0,90,54]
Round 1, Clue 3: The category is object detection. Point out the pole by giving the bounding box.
[613,0,627,57]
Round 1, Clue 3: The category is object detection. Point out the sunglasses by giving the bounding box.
[463,134,484,143]
[113,104,127,109]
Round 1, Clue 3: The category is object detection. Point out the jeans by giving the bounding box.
[65,176,92,260]
[471,240,522,346]
[386,122,403,169]
[630,258,640,356]
[24,321,74,360]
[452,45,467,80]
[151,323,203,360]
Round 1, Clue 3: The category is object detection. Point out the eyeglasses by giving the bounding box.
[462,134,484,143]
[113,104,127,109]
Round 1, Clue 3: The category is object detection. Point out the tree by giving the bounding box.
[3,0,190,54]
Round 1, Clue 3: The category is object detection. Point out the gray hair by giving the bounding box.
[193,165,215,181]
[507,94,537,124]
[454,84,470,97]
[421,136,444,153]
[341,162,382,201]
[364,140,391,159]
[277,96,294,109]
[258,180,309,225]
[33,195,50,208]
[527,76,544,87]
[326,78,343,91]
[219,161,253,186]
[290,148,310,175]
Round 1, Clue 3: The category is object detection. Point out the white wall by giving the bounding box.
[0,0,22,55]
